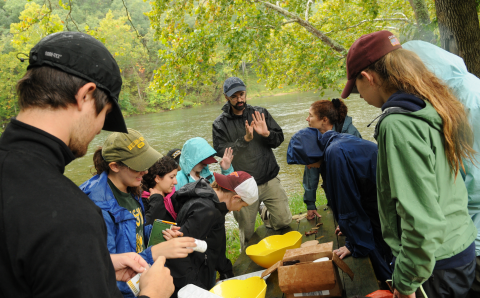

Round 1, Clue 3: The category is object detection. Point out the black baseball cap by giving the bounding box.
[28,32,127,133]
[223,77,246,97]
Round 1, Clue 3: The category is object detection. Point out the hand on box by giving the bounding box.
[151,237,196,260]
[333,246,351,259]
[139,256,174,298]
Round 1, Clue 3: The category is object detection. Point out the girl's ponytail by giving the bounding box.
[93,147,110,175]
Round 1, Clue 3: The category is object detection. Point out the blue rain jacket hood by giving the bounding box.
[404,40,480,256]
[80,172,153,298]
[287,127,323,165]
[176,137,233,189]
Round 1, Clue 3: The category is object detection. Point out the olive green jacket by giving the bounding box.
[376,102,477,295]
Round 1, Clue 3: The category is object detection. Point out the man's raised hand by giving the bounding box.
[252,111,270,138]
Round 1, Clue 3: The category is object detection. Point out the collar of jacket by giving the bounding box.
[0,118,76,173]
[220,102,252,119]
[176,178,229,216]
[80,171,141,223]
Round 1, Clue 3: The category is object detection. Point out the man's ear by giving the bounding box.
[224,94,229,101]
[75,82,97,111]
[108,162,121,173]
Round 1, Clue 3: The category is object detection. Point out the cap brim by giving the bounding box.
[103,98,128,133]
[122,145,162,172]
[225,86,246,97]
[341,79,356,99]
[202,156,218,165]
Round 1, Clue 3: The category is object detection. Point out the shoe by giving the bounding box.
[259,203,272,229]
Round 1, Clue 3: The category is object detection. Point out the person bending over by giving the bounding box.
[162,171,258,297]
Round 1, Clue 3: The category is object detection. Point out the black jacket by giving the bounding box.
[212,103,284,185]
[166,179,233,297]
[0,119,121,298]
[144,193,177,225]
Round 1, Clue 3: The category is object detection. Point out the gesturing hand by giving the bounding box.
[219,147,234,170]
[245,120,254,142]
[252,111,270,137]
[111,252,148,282]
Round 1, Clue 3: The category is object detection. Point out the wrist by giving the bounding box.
[263,131,270,138]
[244,135,252,142]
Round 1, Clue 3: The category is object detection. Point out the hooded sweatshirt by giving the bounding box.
[375,92,476,294]
[404,40,480,257]
[166,179,233,297]
[176,137,233,190]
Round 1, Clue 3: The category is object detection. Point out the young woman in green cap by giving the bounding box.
[80,128,196,298]
[342,30,476,298]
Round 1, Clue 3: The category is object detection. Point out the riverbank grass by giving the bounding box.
[225,188,328,265]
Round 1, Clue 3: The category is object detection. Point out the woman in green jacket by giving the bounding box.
[341,30,477,298]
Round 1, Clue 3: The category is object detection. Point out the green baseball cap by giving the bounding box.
[102,128,162,171]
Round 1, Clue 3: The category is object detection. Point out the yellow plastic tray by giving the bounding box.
[245,231,302,268]
[210,276,266,298]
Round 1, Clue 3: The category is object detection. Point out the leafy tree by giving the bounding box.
[147,0,435,98]
[0,2,63,132]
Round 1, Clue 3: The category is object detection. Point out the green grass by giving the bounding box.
[225,188,328,265]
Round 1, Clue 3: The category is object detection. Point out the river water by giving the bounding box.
[65,90,379,194]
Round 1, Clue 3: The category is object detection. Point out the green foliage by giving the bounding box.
[0,2,64,132]
[147,0,433,99]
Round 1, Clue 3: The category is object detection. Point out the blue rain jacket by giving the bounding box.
[176,137,233,189]
[287,127,323,165]
[288,130,392,280]
[404,40,480,256]
[80,172,153,298]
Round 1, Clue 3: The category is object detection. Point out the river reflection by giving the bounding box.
[65,90,379,195]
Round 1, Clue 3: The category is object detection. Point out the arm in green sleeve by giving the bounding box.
[381,119,447,295]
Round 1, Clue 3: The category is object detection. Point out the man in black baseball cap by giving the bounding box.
[212,77,292,251]
[0,32,173,298]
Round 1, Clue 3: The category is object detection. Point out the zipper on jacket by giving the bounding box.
[205,254,208,266]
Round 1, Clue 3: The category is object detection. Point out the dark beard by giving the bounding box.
[231,100,246,111]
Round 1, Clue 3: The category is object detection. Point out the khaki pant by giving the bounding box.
[233,176,292,251]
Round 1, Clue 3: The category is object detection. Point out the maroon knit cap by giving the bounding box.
[341,30,402,99]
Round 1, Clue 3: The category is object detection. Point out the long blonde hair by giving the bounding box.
[365,48,475,176]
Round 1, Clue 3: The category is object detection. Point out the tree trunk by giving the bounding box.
[407,0,435,42]
[435,0,480,77]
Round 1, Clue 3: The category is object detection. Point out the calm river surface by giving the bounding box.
[65,90,379,194]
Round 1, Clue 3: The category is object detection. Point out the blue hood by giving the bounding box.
[179,137,217,176]
[287,127,323,165]
[404,40,480,256]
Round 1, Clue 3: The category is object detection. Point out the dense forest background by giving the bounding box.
[1,0,480,133]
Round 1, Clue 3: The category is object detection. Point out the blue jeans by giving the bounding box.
[303,166,320,210]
